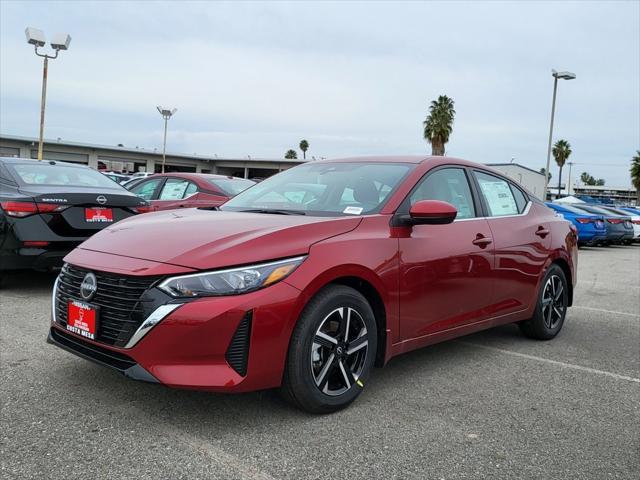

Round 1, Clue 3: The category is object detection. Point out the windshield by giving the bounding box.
[8,163,124,189]
[221,162,413,216]
[207,177,256,196]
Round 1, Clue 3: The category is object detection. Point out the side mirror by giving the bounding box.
[407,200,458,225]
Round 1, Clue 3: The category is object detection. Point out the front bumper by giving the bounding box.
[48,280,304,393]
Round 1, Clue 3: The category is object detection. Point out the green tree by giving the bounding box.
[284,149,297,159]
[631,150,640,203]
[580,171,592,185]
[552,139,572,195]
[299,139,309,159]
[423,95,455,155]
[595,179,605,186]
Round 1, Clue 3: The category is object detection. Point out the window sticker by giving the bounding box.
[479,180,518,216]
[343,206,363,215]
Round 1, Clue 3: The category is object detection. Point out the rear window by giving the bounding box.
[207,178,255,196]
[7,163,122,189]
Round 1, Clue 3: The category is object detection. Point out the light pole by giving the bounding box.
[157,106,177,173]
[543,69,576,199]
[25,27,71,161]
[567,161,574,195]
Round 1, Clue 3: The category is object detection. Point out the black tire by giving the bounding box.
[519,264,568,340]
[281,284,377,414]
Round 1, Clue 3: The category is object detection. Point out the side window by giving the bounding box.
[474,171,519,217]
[184,182,198,197]
[159,178,190,200]
[131,178,163,201]
[409,167,476,219]
[510,184,529,213]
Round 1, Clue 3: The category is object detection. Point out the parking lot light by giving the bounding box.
[543,69,576,199]
[157,106,177,174]
[25,27,72,161]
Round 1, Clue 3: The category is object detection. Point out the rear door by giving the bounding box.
[472,170,550,316]
[398,166,496,340]
[153,177,199,210]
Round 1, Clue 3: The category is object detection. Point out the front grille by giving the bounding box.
[50,327,137,372]
[55,264,159,347]
[225,312,252,376]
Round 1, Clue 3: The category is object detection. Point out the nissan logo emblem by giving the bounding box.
[80,272,97,301]
[96,195,107,205]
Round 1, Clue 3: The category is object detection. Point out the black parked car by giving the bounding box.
[572,204,634,244]
[0,157,152,281]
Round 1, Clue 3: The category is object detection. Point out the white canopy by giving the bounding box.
[553,195,585,204]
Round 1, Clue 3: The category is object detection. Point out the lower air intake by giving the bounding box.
[225,312,252,376]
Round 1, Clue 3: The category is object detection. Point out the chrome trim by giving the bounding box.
[51,275,60,323]
[157,255,307,297]
[124,304,182,349]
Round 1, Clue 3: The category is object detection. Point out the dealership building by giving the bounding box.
[0,134,304,179]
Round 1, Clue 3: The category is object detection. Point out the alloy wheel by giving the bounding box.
[541,274,566,329]
[311,307,369,396]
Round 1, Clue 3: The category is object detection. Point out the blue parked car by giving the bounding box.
[545,203,608,246]
[571,204,634,245]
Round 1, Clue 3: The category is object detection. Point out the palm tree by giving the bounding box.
[539,167,552,181]
[284,149,297,159]
[299,140,309,159]
[552,139,572,195]
[423,95,455,155]
[631,150,640,203]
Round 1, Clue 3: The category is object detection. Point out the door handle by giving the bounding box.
[535,226,550,238]
[472,235,493,247]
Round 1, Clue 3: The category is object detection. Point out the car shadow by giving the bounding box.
[51,322,525,427]
[1,270,58,293]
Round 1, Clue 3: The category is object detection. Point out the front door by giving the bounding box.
[398,167,495,340]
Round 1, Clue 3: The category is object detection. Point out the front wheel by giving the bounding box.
[519,264,568,340]
[281,285,377,414]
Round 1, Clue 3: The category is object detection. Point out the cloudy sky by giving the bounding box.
[1,0,638,186]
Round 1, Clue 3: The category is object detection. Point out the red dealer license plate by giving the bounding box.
[85,207,113,223]
[66,300,98,340]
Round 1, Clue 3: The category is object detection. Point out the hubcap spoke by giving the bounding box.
[554,283,564,301]
[315,353,335,388]
[314,331,338,349]
[347,335,368,355]
[338,360,352,389]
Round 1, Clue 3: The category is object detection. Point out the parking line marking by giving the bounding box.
[572,305,640,318]
[457,341,640,384]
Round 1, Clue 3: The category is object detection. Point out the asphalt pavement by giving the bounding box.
[1,245,639,479]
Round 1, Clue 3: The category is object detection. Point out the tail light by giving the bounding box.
[23,241,50,247]
[575,218,593,224]
[132,205,154,214]
[0,201,68,218]
[607,218,622,224]
[633,220,640,225]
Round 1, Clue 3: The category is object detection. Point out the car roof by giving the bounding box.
[0,156,89,168]
[316,155,477,166]
[145,172,252,181]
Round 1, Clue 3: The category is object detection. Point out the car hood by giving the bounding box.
[75,209,362,270]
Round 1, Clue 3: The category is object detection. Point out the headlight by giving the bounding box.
[158,256,306,297]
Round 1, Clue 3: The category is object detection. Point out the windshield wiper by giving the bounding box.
[240,208,306,216]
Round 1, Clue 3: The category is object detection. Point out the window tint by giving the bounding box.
[409,168,475,219]
[7,163,121,188]
[510,184,528,213]
[184,182,198,197]
[131,178,163,201]
[475,171,519,217]
[159,178,191,200]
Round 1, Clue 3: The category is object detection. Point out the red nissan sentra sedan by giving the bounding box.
[48,156,577,413]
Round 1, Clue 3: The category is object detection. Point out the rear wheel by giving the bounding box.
[281,285,377,414]
[519,264,568,340]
